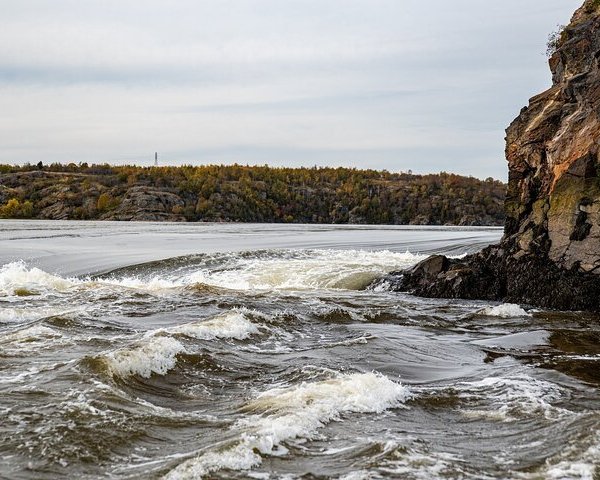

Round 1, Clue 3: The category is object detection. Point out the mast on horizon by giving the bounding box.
[154,152,158,166]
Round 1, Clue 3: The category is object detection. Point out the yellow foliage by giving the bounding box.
[0,198,34,218]
[96,193,119,212]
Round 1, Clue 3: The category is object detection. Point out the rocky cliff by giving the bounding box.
[506,0,600,272]
[380,0,600,311]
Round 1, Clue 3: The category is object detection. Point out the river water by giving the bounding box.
[0,221,599,480]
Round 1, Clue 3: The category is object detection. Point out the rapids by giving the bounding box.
[1,221,599,479]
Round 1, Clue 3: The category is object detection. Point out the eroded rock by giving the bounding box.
[380,0,600,311]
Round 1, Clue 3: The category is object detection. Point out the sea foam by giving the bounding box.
[0,261,75,295]
[167,310,260,341]
[164,372,410,479]
[0,324,66,355]
[542,431,600,480]
[457,373,568,421]
[478,303,531,318]
[103,336,186,378]
[183,249,426,291]
[99,310,260,378]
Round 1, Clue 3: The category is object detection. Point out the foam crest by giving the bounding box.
[0,261,75,295]
[2,324,61,342]
[512,429,600,480]
[183,249,426,291]
[457,374,568,421]
[168,311,260,341]
[96,310,260,379]
[0,306,80,323]
[103,336,186,378]
[542,431,600,480]
[95,276,183,292]
[0,324,65,355]
[478,303,531,318]
[164,372,410,479]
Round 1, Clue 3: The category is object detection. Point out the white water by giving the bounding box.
[99,310,263,378]
[0,250,426,296]
[457,373,568,421]
[166,311,261,341]
[165,372,410,479]
[102,336,186,378]
[0,261,75,296]
[183,250,426,291]
[2,222,598,480]
[479,303,531,318]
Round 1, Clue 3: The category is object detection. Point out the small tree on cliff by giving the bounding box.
[546,24,566,57]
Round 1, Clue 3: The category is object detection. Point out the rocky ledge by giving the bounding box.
[376,0,600,311]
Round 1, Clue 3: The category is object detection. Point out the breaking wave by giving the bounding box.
[456,373,568,421]
[101,336,186,379]
[0,249,426,299]
[181,249,426,291]
[165,311,260,341]
[0,261,75,296]
[92,310,262,379]
[164,372,410,479]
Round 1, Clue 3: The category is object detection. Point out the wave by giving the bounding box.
[101,336,186,379]
[0,306,84,324]
[92,310,261,379]
[1,249,426,302]
[180,249,426,291]
[164,372,410,479]
[0,261,75,296]
[95,249,427,293]
[455,373,569,421]
[165,310,260,341]
[0,324,67,356]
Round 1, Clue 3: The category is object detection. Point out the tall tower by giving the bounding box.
[154,152,158,166]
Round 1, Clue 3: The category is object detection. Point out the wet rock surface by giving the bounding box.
[381,0,600,311]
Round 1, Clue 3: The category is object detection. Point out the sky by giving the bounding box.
[0,0,583,179]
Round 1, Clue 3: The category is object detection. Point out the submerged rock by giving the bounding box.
[382,0,600,311]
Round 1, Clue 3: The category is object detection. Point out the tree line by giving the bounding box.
[0,162,505,225]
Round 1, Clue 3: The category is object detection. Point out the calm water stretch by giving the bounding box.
[1,221,599,480]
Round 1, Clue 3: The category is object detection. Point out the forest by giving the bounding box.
[0,163,505,225]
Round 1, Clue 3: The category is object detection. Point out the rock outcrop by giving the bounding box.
[101,186,186,222]
[379,0,600,311]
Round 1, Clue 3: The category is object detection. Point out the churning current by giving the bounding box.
[0,221,599,480]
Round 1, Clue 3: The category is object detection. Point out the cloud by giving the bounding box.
[0,0,583,179]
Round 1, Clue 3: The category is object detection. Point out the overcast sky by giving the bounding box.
[0,0,582,179]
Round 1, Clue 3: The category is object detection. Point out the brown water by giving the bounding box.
[0,221,598,479]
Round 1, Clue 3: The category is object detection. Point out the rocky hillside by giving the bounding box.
[0,164,505,225]
[382,0,600,311]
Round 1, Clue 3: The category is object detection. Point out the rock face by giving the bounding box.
[506,0,600,273]
[380,0,600,311]
[102,186,186,222]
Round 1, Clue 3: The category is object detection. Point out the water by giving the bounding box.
[1,221,599,480]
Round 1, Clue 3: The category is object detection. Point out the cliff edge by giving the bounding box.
[380,0,600,311]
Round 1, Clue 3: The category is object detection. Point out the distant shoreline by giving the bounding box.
[0,163,505,226]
